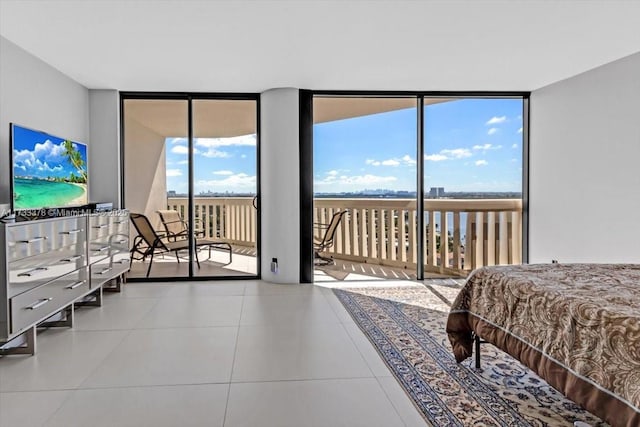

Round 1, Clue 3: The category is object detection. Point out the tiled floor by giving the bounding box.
[0,280,430,427]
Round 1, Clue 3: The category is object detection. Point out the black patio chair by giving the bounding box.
[129,212,231,277]
[314,210,348,265]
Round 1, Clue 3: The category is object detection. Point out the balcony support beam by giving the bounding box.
[416,97,425,280]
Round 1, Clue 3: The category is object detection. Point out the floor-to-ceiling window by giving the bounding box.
[122,94,259,281]
[311,92,527,282]
[422,97,525,277]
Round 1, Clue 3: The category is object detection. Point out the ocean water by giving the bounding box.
[13,178,86,209]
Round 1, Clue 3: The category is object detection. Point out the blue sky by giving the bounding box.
[166,134,257,194]
[314,98,523,193]
[165,98,522,195]
[12,125,88,179]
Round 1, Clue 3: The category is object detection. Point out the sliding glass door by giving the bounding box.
[312,96,418,282]
[311,92,527,282]
[122,94,259,281]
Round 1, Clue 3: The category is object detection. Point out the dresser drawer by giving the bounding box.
[8,247,87,294]
[6,217,87,262]
[10,268,90,335]
[89,214,129,241]
[90,251,130,287]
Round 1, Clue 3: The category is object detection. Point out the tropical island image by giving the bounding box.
[12,125,88,210]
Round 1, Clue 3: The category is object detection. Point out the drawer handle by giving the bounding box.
[92,224,109,229]
[18,267,49,277]
[115,239,127,245]
[113,220,126,225]
[97,267,112,275]
[26,298,53,310]
[17,236,47,244]
[94,246,110,253]
[61,254,84,262]
[117,259,129,265]
[66,281,85,290]
[60,229,83,235]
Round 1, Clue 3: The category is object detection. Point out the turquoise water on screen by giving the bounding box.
[13,178,86,209]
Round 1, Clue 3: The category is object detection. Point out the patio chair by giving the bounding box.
[157,209,232,264]
[129,213,231,277]
[157,209,204,241]
[314,209,348,265]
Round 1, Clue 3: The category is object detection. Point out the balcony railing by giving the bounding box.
[167,197,522,276]
[168,197,258,246]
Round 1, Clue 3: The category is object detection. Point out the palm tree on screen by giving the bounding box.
[63,140,87,183]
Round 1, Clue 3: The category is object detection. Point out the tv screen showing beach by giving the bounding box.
[11,124,88,210]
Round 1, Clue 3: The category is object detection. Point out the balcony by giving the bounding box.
[130,197,522,280]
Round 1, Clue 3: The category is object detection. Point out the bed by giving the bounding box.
[446,264,640,427]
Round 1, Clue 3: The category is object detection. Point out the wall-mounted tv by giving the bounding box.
[11,124,88,211]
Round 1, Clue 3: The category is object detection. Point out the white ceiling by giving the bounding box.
[1,0,639,92]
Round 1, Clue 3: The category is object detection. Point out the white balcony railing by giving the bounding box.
[167,197,258,247]
[167,197,522,276]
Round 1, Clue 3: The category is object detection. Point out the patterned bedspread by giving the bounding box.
[446,264,640,427]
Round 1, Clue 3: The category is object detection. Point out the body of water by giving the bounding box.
[14,178,86,209]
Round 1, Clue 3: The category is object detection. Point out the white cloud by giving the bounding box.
[195,134,256,148]
[424,148,472,162]
[327,170,339,176]
[201,149,230,158]
[424,154,448,162]
[177,160,189,165]
[475,160,488,166]
[195,173,256,192]
[213,170,234,175]
[171,145,189,155]
[315,174,397,186]
[473,143,502,150]
[168,137,186,145]
[441,148,472,159]
[13,149,35,165]
[517,127,523,134]
[401,155,417,165]
[166,169,183,177]
[487,128,498,135]
[486,116,507,125]
[512,143,518,149]
[366,155,415,167]
[36,160,64,173]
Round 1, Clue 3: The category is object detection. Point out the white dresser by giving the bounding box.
[0,211,129,355]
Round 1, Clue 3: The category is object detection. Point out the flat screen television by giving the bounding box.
[10,123,88,211]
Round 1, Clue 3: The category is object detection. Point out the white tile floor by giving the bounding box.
[0,280,429,427]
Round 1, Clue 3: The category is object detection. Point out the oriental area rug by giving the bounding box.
[333,281,606,427]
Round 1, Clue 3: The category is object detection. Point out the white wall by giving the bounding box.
[0,36,89,205]
[123,117,167,229]
[260,88,300,283]
[529,52,640,263]
[89,90,120,207]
